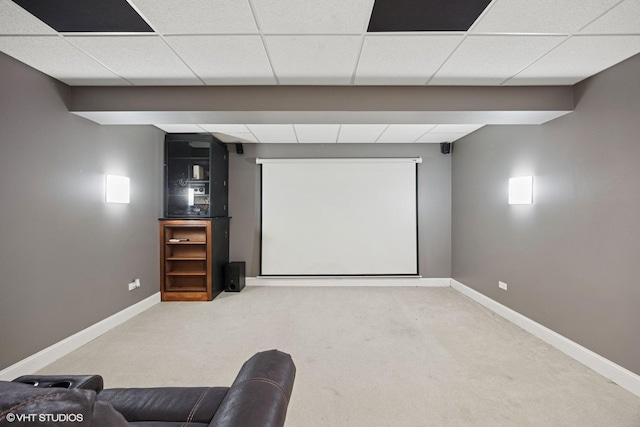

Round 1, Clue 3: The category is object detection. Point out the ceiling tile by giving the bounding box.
[337,125,389,143]
[415,132,467,143]
[212,132,258,143]
[266,35,361,85]
[200,126,259,142]
[368,0,492,32]
[199,124,250,133]
[13,0,152,33]
[580,0,640,35]
[430,35,566,85]
[164,35,275,85]
[154,124,206,133]
[66,36,201,85]
[294,125,340,143]
[130,0,258,34]
[472,0,620,34]
[0,0,57,34]
[355,35,463,85]
[430,124,484,133]
[377,125,436,143]
[251,0,374,34]
[246,124,297,143]
[0,36,128,85]
[507,35,640,85]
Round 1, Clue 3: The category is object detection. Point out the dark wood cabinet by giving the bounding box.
[161,133,230,301]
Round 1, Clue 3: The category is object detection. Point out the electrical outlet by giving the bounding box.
[498,281,508,291]
[128,281,137,291]
[134,278,141,288]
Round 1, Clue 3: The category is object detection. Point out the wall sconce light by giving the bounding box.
[105,175,130,203]
[509,176,533,205]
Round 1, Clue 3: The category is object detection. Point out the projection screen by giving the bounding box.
[258,158,420,276]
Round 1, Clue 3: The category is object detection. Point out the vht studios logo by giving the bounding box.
[5,412,84,423]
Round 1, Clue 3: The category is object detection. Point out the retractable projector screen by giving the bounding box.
[258,158,421,276]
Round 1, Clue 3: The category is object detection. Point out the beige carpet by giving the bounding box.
[38,286,640,426]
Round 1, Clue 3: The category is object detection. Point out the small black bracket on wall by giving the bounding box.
[235,143,244,155]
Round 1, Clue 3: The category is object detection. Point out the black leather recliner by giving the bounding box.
[0,349,295,427]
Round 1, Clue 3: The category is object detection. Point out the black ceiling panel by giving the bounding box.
[367,0,492,32]
[12,0,153,32]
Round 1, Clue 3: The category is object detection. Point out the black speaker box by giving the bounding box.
[225,262,246,292]
[440,142,452,154]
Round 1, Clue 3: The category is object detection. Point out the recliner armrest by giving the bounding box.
[12,375,104,393]
[210,349,296,427]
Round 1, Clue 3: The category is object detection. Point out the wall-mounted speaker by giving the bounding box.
[224,262,246,292]
[440,142,452,154]
[235,143,244,154]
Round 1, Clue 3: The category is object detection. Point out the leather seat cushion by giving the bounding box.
[98,387,229,424]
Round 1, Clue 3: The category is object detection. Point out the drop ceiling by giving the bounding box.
[1,0,639,143]
[157,123,486,144]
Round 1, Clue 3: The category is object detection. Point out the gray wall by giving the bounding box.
[0,52,164,371]
[452,53,640,375]
[227,143,451,278]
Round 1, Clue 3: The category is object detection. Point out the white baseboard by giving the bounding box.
[451,279,640,398]
[0,293,161,381]
[248,277,450,287]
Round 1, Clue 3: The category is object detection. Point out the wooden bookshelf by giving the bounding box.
[159,219,228,301]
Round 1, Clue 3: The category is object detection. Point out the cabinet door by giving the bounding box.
[209,142,229,217]
[210,218,230,297]
[164,134,229,219]
[165,137,211,218]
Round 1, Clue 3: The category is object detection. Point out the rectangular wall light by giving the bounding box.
[105,175,130,203]
[509,176,533,205]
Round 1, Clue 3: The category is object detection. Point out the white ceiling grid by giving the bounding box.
[1,0,639,143]
[355,35,464,85]
[164,35,275,85]
[66,35,203,85]
[154,124,485,144]
[470,0,622,34]
[0,0,639,87]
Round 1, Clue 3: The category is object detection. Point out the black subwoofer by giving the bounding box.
[225,262,246,292]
